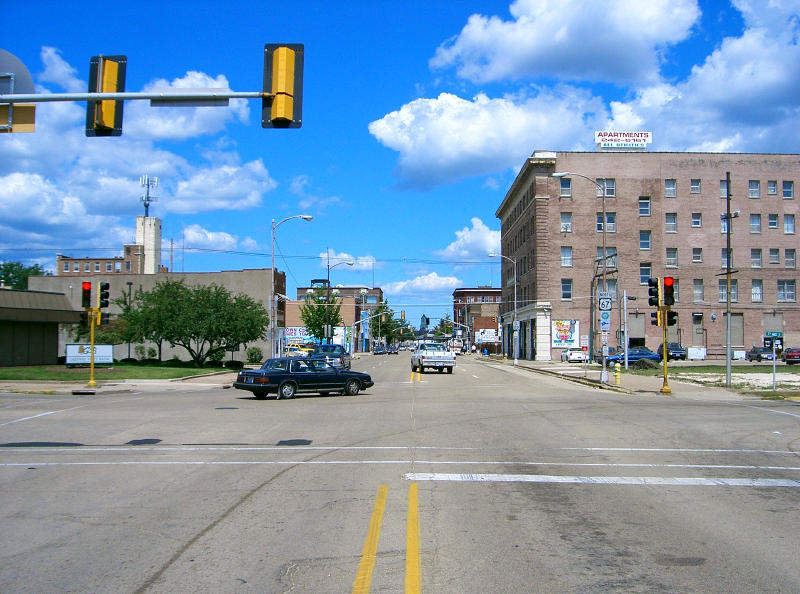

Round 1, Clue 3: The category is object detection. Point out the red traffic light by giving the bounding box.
[663,276,675,306]
[663,276,674,288]
[81,281,92,308]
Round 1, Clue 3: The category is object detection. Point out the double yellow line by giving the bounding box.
[410,371,422,382]
[352,483,421,593]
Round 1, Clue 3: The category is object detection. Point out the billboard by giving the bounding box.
[66,344,114,365]
[594,131,651,150]
[551,320,580,348]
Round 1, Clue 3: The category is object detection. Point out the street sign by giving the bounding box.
[598,292,612,311]
[600,310,611,332]
[765,331,783,337]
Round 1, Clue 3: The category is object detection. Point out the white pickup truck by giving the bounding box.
[410,342,456,374]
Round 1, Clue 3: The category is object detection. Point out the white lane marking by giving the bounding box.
[560,447,799,455]
[405,473,800,487]
[730,403,800,420]
[0,405,88,427]
[0,445,478,453]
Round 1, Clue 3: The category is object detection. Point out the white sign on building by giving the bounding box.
[595,131,652,151]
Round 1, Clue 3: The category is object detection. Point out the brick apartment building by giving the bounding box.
[496,150,799,361]
[452,287,501,350]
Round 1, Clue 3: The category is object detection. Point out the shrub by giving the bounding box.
[225,360,245,370]
[119,357,138,364]
[147,347,157,359]
[631,358,659,370]
[246,346,263,365]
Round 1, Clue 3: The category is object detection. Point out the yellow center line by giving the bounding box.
[353,484,389,594]
[405,483,421,593]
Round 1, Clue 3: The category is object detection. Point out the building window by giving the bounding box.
[596,178,615,197]
[561,246,573,267]
[692,248,703,263]
[784,214,795,234]
[751,248,762,268]
[778,280,796,302]
[73,263,79,272]
[749,180,761,198]
[770,248,780,264]
[94,263,100,272]
[690,179,701,193]
[560,178,572,197]
[664,179,677,197]
[783,181,794,199]
[561,279,573,300]
[62,261,69,272]
[665,213,677,233]
[639,263,652,285]
[768,180,778,195]
[691,213,702,227]
[752,279,763,302]
[598,247,617,268]
[721,248,732,268]
[84,263,90,272]
[665,248,678,267]
[769,213,779,228]
[596,212,616,232]
[639,230,651,250]
[721,217,730,234]
[106,263,112,272]
[638,196,650,216]
[720,179,728,198]
[786,249,797,269]
[125,261,131,272]
[719,279,738,302]
[693,279,704,302]
[560,212,573,233]
[750,213,761,233]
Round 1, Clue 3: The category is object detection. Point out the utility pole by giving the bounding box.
[725,171,733,388]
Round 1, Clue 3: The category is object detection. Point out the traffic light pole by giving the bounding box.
[660,305,671,394]
[87,307,98,388]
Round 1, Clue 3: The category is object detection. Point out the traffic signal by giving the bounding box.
[86,55,127,136]
[648,277,661,307]
[650,310,661,326]
[262,44,304,128]
[98,282,110,308]
[662,276,675,306]
[80,311,90,327]
[81,281,92,308]
[99,313,110,325]
[666,310,678,326]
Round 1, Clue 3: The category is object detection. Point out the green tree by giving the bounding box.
[0,261,48,290]
[299,288,343,342]
[120,280,269,366]
[370,300,399,345]
[434,314,454,338]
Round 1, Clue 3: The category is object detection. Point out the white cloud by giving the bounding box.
[369,89,604,188]
[290,174,341,211]
[170,159,275,213]
[319,249,376,272]
[383,272,462,295]
[181,224,238,251]
[38,47,84,93]
[437,218,500,261]
[430,0,699,84]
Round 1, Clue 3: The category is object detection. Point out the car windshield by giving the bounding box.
[315,345,342,354]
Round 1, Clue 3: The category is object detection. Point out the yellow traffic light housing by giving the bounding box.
[262,44,303,128]
[86,55,127,136]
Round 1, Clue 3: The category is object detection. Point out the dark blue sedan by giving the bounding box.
[234,357,373,399]
[606,348,661,364]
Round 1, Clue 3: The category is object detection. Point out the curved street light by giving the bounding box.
[270,214,312,357]
[489,252,518,365]
[325,257,354,343]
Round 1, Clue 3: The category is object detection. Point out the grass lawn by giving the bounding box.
[0,363,230,382]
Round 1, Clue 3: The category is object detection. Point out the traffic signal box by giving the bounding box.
[97,282,110,325]
[662,276,675,306]
[81,281,92,308]
[648,277,662,307]
[648,277,678,327]
[262,44,303,128]
[86,55,127,136]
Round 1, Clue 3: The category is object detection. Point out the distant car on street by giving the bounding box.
[657,342,687,361]
[745,346,775,362]
[560,348,588,363]
[386,345,399,354]
[312,344,352,369]
[373,346,387,355]
[781,347,800,365]
[607,348,661,364]
[233,357,373,399]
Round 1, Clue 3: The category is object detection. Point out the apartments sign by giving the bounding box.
[595,131,651,150]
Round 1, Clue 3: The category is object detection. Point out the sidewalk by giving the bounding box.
[476,356,746,400]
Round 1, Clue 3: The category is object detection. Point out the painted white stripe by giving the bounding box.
[405,473,800,487]
[0,445,477,453]
[560,447,799,455]
[0,405,87,427]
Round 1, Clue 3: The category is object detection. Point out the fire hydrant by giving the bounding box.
[614,362,621,386]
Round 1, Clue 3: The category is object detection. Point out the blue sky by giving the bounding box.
[2,0,800,323]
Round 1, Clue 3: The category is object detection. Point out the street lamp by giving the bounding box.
[325,254,354,343]
[489,252,518,365]
[552,171,610,383]
[270,214,312,357]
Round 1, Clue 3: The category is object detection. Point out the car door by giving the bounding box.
[289,359,316,391]
[308,359,340,391]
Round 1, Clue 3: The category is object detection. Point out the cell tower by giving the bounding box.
[140,175,158,217]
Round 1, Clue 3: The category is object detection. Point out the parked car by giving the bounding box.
[387,345,399,354]
[745,346,775,362]
[657,342,687,361]
[593,346,618,361]
[781,347,800,365]
[233,357,373,399]
[606,348,661,364]
[373,346,387,355]
[560,348,588,363]
[312,344,352,369]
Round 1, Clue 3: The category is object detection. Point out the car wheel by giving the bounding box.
[446,367,453,374]
[345,379,360,396]
[278,382,296,399]
[411,362,416,372]
[419,365,424,373]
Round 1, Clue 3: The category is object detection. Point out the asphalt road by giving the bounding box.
[1,355,799,593]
